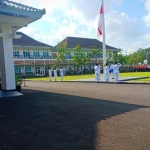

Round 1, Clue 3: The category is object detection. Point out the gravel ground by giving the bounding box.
[0,81,150,150]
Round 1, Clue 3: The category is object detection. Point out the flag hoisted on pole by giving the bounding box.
[97,0,106,64]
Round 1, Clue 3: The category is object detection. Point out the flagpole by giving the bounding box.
[101,0,106,64]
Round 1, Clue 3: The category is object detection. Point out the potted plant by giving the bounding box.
[15,77,23,92]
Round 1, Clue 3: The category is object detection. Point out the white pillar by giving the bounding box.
[0,25,16,90]
[102,0,106,64]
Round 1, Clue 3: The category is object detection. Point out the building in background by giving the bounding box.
[13,33,119,76]
[13,32,56,76]
[55,36,119,70]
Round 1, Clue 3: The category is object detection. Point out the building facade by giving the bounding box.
[13,33,119,76]
[13,32,57,76]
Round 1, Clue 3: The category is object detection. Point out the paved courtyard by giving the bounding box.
[0,81,150,150]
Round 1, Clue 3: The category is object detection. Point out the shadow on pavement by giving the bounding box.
[0,89,149,150]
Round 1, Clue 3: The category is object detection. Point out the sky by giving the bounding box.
[15,0,150,54]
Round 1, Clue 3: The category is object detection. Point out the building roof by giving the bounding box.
[0,0,45,15]
[13,32,52,48]
[58,36,118,51]
[0,0,46,34]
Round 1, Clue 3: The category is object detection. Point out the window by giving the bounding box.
[14,66,21,73]
[25,65,31,73]
[23,49,30,58]
[13,49,20,57]
[66,53,71,59]
[87,53,91,58]
[35,65,40,74]
[33,50,40,57]
[43,50,49,57]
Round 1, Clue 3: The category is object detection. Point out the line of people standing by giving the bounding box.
[48,67,65,82]
[94,62,121,83]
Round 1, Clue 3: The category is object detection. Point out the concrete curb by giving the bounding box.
[24,80,150,85]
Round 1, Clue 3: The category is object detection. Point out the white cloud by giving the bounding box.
[144,34,150,41]
[143,0,150,27]
[15,0,149,54]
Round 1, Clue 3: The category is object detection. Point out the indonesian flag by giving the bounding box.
[97,4,103,38]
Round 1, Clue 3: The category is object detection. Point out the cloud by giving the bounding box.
[15,0,149,54]
[143,0,150,27]
[144,33,150,41]
[105,10,144,51]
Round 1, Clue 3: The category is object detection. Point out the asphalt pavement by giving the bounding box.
[0,81,150,150]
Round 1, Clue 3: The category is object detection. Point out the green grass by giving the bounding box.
[27,72,150,82]
[119,72,150,77]
[130,78,150,82]
[27,74,95,81]
[120,72,150,82]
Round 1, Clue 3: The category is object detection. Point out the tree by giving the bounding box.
[113,50,129,64]
[143,47,150,63]
[72,45,90,69]
[128,49,145,65]
[90,46,102,63]
[56,41,70,66]
[106,50,113,63]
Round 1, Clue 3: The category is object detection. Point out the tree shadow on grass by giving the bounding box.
[0,89,149,150]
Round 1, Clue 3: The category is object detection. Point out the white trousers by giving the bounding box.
[96,73,100,82]
[115,73,119,83]
[49,73,52,81]
[54,74,57,81]
[112,72,114,78]
[61,75,64,81]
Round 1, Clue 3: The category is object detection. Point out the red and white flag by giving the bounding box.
[97,4,103,38]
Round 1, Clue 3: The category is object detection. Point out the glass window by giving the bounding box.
[33,50,40,57]
[43,51,49,57]
[25,65,31,73]
[23,49,30,58]
[14,66,21,73]
[66,53,71,59]
[13,50,20,57]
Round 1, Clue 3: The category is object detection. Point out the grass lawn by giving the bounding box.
[120,72,150,82]
[27,74,95,81]
[27,72,150,82]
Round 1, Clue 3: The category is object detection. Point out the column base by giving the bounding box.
[0,90,23,98]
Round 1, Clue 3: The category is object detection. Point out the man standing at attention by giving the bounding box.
[104,63,109,82]
[53,68,58,82]
[94,63,100,82]
[48,67,52,81]
[60,67,65,82]
[98,63,101,80]
[109,62,114,79]
[113,62,121,83]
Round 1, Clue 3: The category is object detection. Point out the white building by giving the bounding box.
[13,33,120,76]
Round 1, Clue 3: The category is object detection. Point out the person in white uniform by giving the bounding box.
[98,64,101,80]
[48,67,52,81]
[113,62,121,83]
[94,63,100,82]
[94,64,96,79]
[109,63,114,79]
[104,63,109,82]
[60,67,65,81]
[53,68,58,82]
